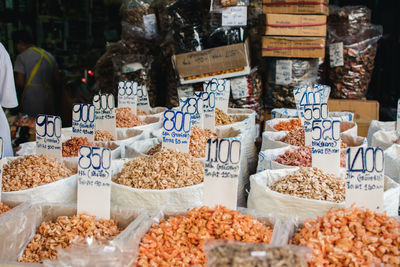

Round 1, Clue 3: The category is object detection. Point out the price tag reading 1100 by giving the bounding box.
[36,114,62,161]
[203,138,241,210]
[162,110,191,153]
[77,146,112,220]
[72,104,95,142]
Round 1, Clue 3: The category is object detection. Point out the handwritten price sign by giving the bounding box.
[179,96,204,128]
[72,104,95,142]
[36,114,62,161]
[162,110,191,153]
[303,103,329,146]
[345,147,384,211]
[118,81,138,115]
[198,92,215,131]
[137,85,151,112]
[204,78,230,113]
[93,94,116,139]
[77,146,112,219]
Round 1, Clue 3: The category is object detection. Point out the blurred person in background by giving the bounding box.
[0,42,18,156]
[12,30,59,117]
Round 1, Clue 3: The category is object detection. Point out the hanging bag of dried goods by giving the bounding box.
[367,120,395,145]
[327,24,382,99]
[247,167,400,220]
[372,130,400,151]
[384,144,400,187]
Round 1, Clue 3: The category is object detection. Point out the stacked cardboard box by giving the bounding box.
[262,0,329,58]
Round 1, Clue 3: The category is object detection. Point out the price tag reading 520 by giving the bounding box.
[72,103,95,142]
[162,110,191,153]
[77,146,112,220]
[36,114,62,161]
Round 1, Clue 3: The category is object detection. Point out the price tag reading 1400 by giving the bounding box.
[77,146,112,220]
[345,147,384,212]
[72,103,95,142]
[203,138,241,210]
[36,114,62,161]
[162,110,191,154]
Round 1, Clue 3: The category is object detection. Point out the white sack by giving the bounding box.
[372,130,399,151]
[384,144,400,185]
[271,108,354,122]
[367,120,395,146]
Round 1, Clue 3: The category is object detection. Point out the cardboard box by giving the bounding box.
[265,14,327,37]
[263,0,329,15]
[262,36,325,58]
[172,41,251,85]
[328,99,380,137]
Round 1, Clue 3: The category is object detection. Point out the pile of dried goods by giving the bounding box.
[279,127,305,147]
[113,149,203,189]
[62,137,93,157]
[0,202,11,215]
[95,130,115,141]
[215,108,234,126]
[137,108,150,116]
[137,206,273,266]
[146,143,161,155]
[270,167,344,203]
[18,213,120,263]
[116,107,146,128]
[293,207,400,266]
[2,155,73,192]
[190,126,218,158]
[273,119,301,131]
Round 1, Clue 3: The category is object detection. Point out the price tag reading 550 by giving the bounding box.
[72,103,95,142]
[312,119,341,176]
[162,110,191,153]
[77,146,112,220]
[36,114,62,161]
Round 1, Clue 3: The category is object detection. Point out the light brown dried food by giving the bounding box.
[279,127,305,147]
[116,107,146,128]
[146,143,162,155]
[0,202,11,215]
[270,167,344,203]
[95,130,115,141]
[220,0,238,7]
[18,213,120,263]
[137,206,273,266]
[113,149,204,189]
[137,108,150,115]
[2,155,73,192]
[205,242,308,267]
[190,126,218,158]
[215,108,234,125]
[62,137,94,157]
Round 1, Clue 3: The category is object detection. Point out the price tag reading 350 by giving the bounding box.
[162,110,191,153]
[312,119,341,176]
[345,147,384,212]
[93,94,116,139]
[36,114,62,161]
[203,138,241,210]
[118,81,138,115]
[180,96,204,128]
[77,146,112,219]
[72,103,95,142]
[204,78,230,113]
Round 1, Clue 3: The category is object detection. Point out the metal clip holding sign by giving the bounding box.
[72,103,95,142]
[36,114,62,161]
[93,93,116,139]
[161,110,191,154]
[345,147,384,212]
[118,81,138,115]
[77,146,112,220]
[203,138,241,210]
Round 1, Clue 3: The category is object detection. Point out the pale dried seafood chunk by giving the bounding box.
[189,126,218,158]
[95,130,116,141]
[62,137,94,157]
[215,108,234,125]
[116,107,146,128]
[0,202,11,215]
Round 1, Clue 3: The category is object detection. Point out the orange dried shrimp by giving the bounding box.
[273,119,302,131]
[0,202,11,215]
[116,107,146,128]
[62,137,94,157]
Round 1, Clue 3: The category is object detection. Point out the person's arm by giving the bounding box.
[0,46,18,109]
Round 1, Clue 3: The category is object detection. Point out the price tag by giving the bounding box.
[396,99,400,133]
[275,60,292,85]
[143,14,157,39]
[221,6,247,26]
[162,110,191,153]
[93,94,116,139]
[345,147,384,211]
[0,138,3,201]
[329,42,344,67]
[231,76,249,100]
[179,96,204,128]
[203,138,241,210]
[118,81,138,115]
[36,114,62,161]
[137,85,151,112]
[177,85,194,99]
[197,92,215,131]
[204,78,230,113]
[72,104,95,142]
[312,119,341,176]
[303,103,329,146]
[77,146,112,219]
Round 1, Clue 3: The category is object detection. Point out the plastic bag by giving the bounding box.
[384,144,400,186]
[266,58,319,108]
[203,240,310,267]
[328,24,382,99]
[371,130,400,151]
[271,108,354,122]
[367,120,395,146]
[329,5,371,35]
[206,26,245,49]
[210,0,249,11]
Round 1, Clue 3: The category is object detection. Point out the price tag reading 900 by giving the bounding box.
[72,104,95,123]
[93,94,115,111]
[36,115,62,138]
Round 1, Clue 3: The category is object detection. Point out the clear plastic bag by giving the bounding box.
[329,5,371,35]
[211,0,249,11]
[203,240,310,267]
[327,24,382,99]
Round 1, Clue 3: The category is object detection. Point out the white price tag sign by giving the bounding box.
[221,6,247,26]
[275,60,292,85]
[137,85,151,112]
[312,119,341,176]
[329,42,344,67]
[230,76,249,100]
[93,94,116,139]
[77,146,112,219]
[162,110,191,153]
[345,147,384,212]
[118,81,138,115]
[72,104,95,142]
[204,78,230,113]
[203,138,241,210]
[198,92,216,131]
[177,85,194,99]
[396,99,400,133]
[303,103,329,146]
[35,114,62,161]
[0,138,3,201]
[143,14,157,39]
[179,96,204,128]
